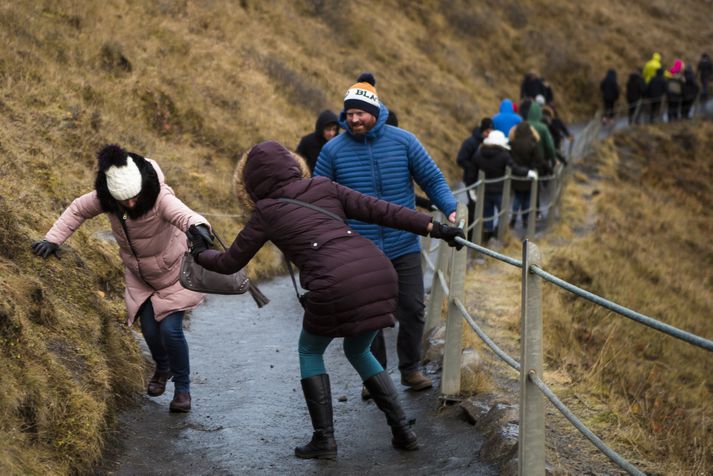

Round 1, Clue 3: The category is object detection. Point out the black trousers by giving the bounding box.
[370,252,425,375]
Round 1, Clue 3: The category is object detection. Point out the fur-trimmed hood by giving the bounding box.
[94,144,161,219]
[232,141,310,210]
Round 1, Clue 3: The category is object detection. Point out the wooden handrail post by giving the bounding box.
[473,171,485,245]
[527,176,538,238]
[519,240,544,476]
[441,202,468,397]
[498,167,512,242]
[424,212,450,336]
[420,209,437,272]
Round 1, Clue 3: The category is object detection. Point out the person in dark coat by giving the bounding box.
[666,60,685,121]
[697,52,712,102]
[190,141,463,459]
[469,130,534,241]
[681,65,700,119]
[456,117,493,239]
[600,69,620,124]
[508,123,547,228]
[296,110,339,173]
[520,70,545,100]
[646,68,668,123]
[541,105,572,162]
[625,69,646,124]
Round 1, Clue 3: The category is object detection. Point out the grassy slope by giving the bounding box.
[0,0,711,473]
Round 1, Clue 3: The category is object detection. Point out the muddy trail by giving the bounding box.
[99,276,496,476]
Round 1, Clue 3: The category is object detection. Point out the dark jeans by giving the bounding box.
[511,190,531,225]
[370,252,425,375]
[139,300,190,392]
[483,192,502,232]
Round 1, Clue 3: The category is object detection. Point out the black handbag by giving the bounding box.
[180,230,269,307]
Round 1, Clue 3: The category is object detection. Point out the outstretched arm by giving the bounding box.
[194,212,268,275]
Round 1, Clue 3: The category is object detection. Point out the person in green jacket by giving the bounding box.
[526,102,556,170]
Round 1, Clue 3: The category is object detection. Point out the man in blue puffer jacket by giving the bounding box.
[314,72,457,394]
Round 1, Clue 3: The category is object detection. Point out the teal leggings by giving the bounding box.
[298,329,383,380]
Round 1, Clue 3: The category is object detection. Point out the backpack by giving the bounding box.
[667,78,682,96]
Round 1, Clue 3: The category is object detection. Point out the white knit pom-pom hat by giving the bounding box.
[105,156,142,200]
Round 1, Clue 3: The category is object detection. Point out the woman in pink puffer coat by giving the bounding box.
[32,144,213,413]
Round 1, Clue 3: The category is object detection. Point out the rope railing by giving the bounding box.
[423,108,713,474]
[530,265,713,352]
[527,371,646,476]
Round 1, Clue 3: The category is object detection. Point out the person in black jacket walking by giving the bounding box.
[600,69,620,124]
[469,130,535,242]
[625,69,646,124]
[456,117,493,239]
[296,110,339,173]
[646,68,668,123]
[681,65,700,119]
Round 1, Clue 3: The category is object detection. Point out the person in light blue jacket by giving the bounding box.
[314,72,457,395]
[492,98,522,136]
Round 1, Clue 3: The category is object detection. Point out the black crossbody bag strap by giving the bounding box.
[277,198,347,305]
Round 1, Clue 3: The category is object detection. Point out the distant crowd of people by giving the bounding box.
[600,52,712,125]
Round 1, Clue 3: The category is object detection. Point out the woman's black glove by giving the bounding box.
[429,221,465,250]
[186,224,214,257]
[31,240,61,259]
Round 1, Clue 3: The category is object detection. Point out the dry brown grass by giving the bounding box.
[0,0,711,473]
[458,121,713,474]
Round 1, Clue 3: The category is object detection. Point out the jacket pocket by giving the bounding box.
[307,228,355,250]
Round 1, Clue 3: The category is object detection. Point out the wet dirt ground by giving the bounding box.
[100,276,496,476]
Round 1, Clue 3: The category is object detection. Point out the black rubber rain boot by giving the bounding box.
[363,371,419,451]
[294,374,337,459]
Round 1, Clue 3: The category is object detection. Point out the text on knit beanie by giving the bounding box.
[344,71,380,117]
[106,156,143,200]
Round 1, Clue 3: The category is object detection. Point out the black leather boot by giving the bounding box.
[294,374,337,459]
[364,371,419,451]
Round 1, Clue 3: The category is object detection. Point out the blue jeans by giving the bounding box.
[298,329,383,380]
[511,190,531,224]
[483,192,502,232]
[139,300,190,392]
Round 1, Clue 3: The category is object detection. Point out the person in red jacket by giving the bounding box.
[189,140,463,459]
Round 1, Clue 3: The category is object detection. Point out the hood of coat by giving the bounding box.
[314,110,339,135]
[526,101,543,123]
[498,98,515,114]
[95,148,161,219]
[234,141,310,206]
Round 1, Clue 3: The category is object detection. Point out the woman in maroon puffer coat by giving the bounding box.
[190,140,462,459]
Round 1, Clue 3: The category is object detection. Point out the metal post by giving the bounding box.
[519,240,544,476]
[527,176,538,238]
[498,167,512,242]
[424,212,450,336]
[545,164,560,229]
[441,202,468,397]
[420,210,437,272]
[473,171,485,245]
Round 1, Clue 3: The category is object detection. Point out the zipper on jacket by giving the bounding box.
[118,212,156,291]
[366,138,386,250]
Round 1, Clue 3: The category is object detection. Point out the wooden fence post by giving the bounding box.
[420,209,437,272]
[498,166,512,242]
[424,212,450,336]
[519,240,544,476]
[441,202,468,397]
[527,176,538,238]
[473,171,485,245]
